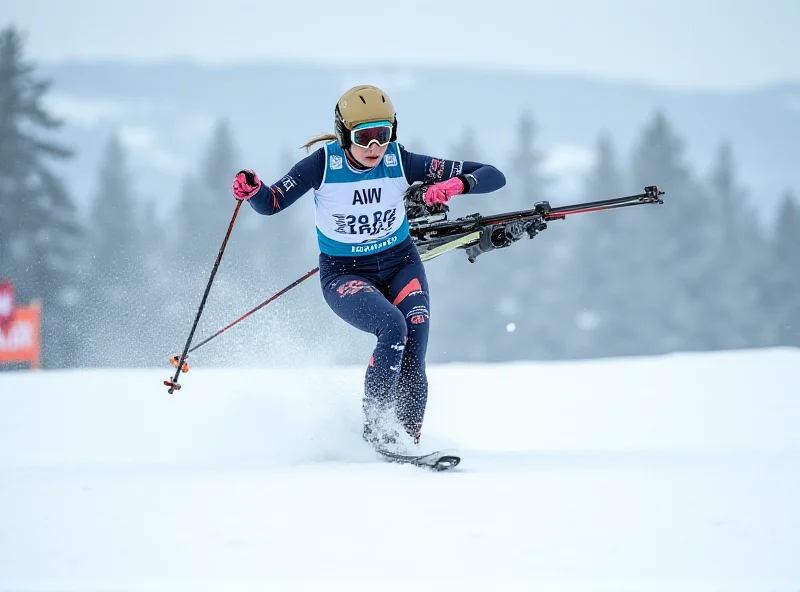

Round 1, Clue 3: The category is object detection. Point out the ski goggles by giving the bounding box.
[350,120,393,149]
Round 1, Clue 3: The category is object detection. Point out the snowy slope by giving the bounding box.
[1,349,799,591]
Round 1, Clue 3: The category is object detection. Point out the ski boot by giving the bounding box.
[363,417,420,455]
[363,420,400,451]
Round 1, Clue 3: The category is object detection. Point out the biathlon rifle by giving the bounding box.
[405,184,665,263]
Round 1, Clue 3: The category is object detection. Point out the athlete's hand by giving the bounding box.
[423,176,465,207]
[232,169,262,200]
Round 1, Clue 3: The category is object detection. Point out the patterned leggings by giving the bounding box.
[320,238,430,440]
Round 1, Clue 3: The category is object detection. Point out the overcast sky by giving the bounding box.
[3,0,799,91]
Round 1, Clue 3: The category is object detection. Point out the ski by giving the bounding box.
[418,230,482,262]
[374,448,461,471]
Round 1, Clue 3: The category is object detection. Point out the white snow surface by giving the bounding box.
[1,348,799,591]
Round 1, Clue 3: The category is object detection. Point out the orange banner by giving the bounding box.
[0,301,41,369]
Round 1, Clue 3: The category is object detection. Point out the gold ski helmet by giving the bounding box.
[334,85,398,149]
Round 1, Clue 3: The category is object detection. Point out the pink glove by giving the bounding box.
[232,169,262,200]
[423,176,465,207]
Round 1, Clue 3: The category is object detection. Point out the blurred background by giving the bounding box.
[1,0,799,371]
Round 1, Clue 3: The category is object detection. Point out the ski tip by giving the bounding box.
[433,454,461,471]
[374,447,462,472]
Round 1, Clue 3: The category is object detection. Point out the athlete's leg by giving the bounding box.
[321,274,408,430]
[387,249,431,444]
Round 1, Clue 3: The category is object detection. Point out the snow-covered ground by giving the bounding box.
[1,348,798,591]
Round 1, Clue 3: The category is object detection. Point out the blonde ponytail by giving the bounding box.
[300,133,338,152]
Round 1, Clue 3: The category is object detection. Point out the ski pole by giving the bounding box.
[170,266,320,366]
[165,235,466,366]
[164,200,243,393]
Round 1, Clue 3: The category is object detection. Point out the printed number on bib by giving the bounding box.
[334,209,397,236]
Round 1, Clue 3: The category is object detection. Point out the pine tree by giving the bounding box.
[702,141,768,349]
[568,131,630,357]
[0,26,83,368]
[507,112,551,209]
[762,191,800,346]
[626,110,714,354]
[136,198,174,366]
[176,118,241,270]
[497,111,565,361]
[80,132,150,367]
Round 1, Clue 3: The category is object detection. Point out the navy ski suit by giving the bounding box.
[247,140,505,441]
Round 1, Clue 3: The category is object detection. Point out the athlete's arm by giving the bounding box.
[248,148,326,215]
[398,144,506,194]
